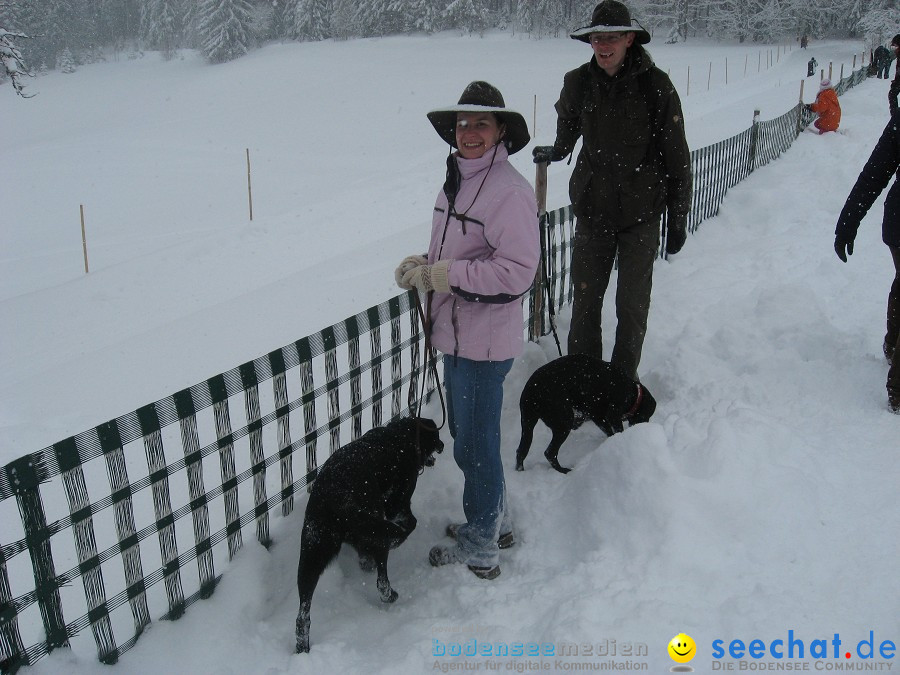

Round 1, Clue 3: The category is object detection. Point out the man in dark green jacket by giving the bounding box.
[533,0,692,380]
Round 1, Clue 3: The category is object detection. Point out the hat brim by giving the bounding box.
[427,105,531,155]
[570,24,651,45]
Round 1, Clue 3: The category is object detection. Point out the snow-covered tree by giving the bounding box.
[515,0,535,35]
[444,0,490,35]
[284,0,332,40]
[197,0,255,63]
[141,0,182,59]
[1,24,35,96]
[857,2,900,46]
[57,45,75,72]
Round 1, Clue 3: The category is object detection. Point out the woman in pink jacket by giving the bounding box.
[395,81,540,579]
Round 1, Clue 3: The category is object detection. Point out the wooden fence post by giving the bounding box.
[246,149,253,221]
[80,204,89,274]
[748,109,761,175]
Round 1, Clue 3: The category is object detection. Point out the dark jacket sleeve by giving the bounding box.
[890,68,900,115]
[654,71,693,217]
[836,113,900,242]
[551,66,586,158]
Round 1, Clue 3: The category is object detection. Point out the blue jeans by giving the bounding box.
[443,355,513,567]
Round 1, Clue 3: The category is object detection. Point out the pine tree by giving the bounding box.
[516,0,534,35]
[1,25,35,96]
[57,45,75,72]
[444,0,490,35]
[197,0,255,63]
[141,0,182,59]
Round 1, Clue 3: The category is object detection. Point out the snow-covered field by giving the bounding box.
[2,33,898,674]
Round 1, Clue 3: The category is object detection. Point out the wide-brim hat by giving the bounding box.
[570,0,651,45]
[426,81,530,155]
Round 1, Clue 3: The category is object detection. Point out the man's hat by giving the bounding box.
[570,0,651,45]
[426,81,530,155]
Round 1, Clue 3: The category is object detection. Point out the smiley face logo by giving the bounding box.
[667,633,696,663]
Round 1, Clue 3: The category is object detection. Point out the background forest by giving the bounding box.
[1,0,899,80]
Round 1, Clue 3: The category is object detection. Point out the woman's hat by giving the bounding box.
[426,81,530,155]
[820,78,832,90]
[570,0,651,45]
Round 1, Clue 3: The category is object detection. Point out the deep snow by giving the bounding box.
[1,33,898,675]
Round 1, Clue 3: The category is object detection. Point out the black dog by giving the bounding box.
[295,416,443,653]
[515,354,656,474]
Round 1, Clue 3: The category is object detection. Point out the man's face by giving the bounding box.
[590,31,636,76]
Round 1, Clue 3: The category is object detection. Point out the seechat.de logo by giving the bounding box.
[711,630,896,663]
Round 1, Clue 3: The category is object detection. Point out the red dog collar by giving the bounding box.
[623,383,643,419]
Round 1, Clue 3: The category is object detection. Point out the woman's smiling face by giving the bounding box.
[455,112,505,159]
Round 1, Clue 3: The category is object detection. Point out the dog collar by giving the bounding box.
[623,383,643,419]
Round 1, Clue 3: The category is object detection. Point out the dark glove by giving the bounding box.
[665,214,688,255]
[834,235,854,263]
[532,145,565,164]
[804,103,813,112]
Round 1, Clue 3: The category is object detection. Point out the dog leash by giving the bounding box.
[412,291,448,472]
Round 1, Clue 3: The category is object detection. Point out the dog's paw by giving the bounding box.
[515,462,525,471]
[380,588,399,603]
[358,553,376,572]
[550,463,571,475]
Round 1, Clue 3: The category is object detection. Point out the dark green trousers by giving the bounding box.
[887,246,900,408]
[567,216,660,380]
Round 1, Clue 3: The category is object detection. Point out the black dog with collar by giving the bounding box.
[514,354,656,474]
[295,416,443,653]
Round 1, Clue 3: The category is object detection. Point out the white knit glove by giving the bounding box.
[401,260,452,294]
[395,254,428,289]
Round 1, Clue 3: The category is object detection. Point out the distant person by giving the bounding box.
[889,35,900,114]
[874,44,892,79]
[807,56,818,77]
[531,0,692,380]
[806,78,841,134]
[395,81,540,579]
[800,35,808,49]
[834,112,900,413]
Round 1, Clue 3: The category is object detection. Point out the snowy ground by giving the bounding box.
[2,34,898,674]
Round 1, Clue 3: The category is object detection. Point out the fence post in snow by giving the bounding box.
[246,149,253,221]
[828,62,833,81]
[748,109,761,175]
[797,81,806,136]
[80,204,89,274]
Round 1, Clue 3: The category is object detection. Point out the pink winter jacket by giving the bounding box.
[427,145,540,362]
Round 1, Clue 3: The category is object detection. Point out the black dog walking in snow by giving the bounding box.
[295,416,443,653]
[515,354,657,474]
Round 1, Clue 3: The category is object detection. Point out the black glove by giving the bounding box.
[665,214,688,255]
[834,235,854,263]
[532,145,565,164]
[804,103,813,112]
